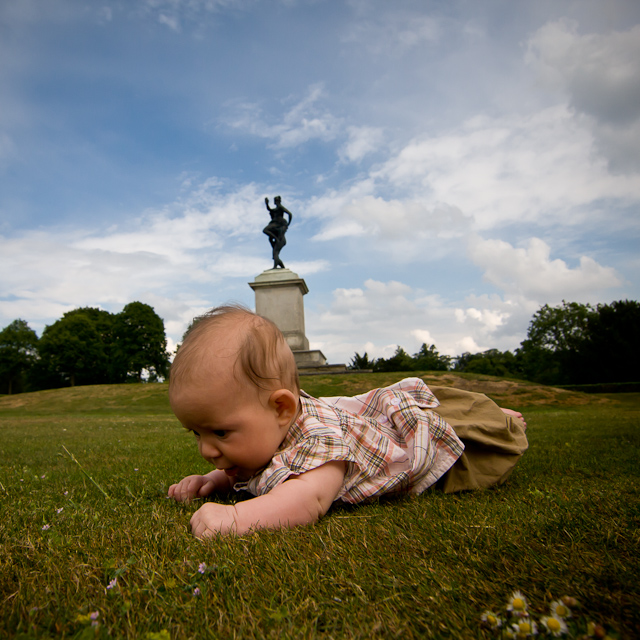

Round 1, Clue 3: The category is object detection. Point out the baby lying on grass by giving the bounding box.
[168,305,528,538]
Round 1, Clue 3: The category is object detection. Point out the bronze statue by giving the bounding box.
[263,196,292,269]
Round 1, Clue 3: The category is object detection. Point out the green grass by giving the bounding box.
[1,375,638,639]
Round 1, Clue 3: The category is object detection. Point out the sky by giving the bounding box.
[1,0,639,366]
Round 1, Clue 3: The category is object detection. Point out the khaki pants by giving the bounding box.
[430,386,529,493]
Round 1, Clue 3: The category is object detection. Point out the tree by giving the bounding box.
[112,302,170,382]
[0,319,39,394]
[348,352,375,371]
[38,313,109,387]
[517,301,595,385]
[62,307,117,383]
[579,300,640,384]
[412,343,451,371]
[454,349,521,378]
[373,346,414,372]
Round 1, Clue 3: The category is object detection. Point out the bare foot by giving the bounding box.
[501,407,527,429]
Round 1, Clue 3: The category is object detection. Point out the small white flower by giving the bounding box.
[42,524,50,531]
[507,591,528,615]
[198,562,207,574]
[56,507,64,514]
[481,610,502,629]
[541,615,568,636]
[511,618,538,637]
[106,578,117,590]
[549,600,572,619]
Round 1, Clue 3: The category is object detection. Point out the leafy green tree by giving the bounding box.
[0,319,39,394]
[517,301,595,385]
[579,300,640,384]
[61,307,117,382]
[412,343,451,371]
[454,349,521,378]
[112,302,170,382]
[373,346,415,372]
[38,313,109,387]
[348,352,375,371]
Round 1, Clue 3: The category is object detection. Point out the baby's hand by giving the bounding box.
[168,474,217,502]
[191,502,238,538]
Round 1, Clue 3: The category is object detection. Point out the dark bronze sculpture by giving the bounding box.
[263,196,292,269]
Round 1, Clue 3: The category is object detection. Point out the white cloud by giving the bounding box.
[374,106,640,228]
[527,20,640,125]
[311,195,472,260]
[468,236,623,302]
[158,13,180,31]
[411,328,434,345]
[454,306,506,333]
[526,20,640,171]
[307,278,517,362]
[343,9,441,56]
[339,125,384,163]
[223,84,342,149]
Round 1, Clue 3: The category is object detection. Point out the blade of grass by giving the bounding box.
[61,444,111,500]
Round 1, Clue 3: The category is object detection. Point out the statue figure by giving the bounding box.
[263,196,292,269]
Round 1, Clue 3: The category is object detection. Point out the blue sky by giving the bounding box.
[1,0,639,364]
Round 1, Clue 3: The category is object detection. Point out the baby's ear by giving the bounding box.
[268,389,298,427]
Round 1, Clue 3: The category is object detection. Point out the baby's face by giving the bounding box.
[170,373,290,482]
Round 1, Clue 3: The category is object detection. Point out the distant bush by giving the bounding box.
[348,344,451,373]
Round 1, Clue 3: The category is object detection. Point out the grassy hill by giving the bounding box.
[1,374,637,639]
[0,370,601,415]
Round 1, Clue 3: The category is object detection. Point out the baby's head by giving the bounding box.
[168,305,300,478]
[170,304,299,398]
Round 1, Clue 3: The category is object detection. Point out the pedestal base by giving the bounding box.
[249,268,310,352]
[248,268,346,374]
[293,349,327,367]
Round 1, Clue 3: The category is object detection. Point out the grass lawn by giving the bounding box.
[0,373,638,639]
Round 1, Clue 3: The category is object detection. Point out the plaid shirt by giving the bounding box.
[234,378,464,504]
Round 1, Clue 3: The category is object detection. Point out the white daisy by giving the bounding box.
[507,591,528,615]
[541,615,568,636]
[481,611,502,629]
[511,618,538,637]
[550,600,572,619]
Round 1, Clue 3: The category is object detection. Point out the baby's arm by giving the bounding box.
[168,469,232,502]
[190,460,346,538]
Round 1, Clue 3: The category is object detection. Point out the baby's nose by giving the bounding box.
[199,438,221,460]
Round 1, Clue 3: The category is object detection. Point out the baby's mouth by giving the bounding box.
[223,466,239,477]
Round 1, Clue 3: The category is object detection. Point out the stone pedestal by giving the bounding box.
[249,268,328,368]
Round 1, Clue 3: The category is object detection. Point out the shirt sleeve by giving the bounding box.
[234,414,354,497]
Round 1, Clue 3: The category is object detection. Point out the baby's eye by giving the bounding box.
[191,430,201,439]
[212,430,227,438]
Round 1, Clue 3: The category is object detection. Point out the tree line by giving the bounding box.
[349,299,640,386]
[2,298,638,395]
[0,302,170,394]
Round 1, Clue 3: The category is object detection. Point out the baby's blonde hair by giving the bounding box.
[169,304,300,396]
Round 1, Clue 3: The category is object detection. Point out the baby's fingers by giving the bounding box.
[197,479,217,497]
[168,476,204,502]
[190,511,212,539]
[190,503,237,538]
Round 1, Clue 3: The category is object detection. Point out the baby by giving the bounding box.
[168,305,528,538]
